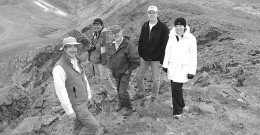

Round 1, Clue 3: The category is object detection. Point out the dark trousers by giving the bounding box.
[171,81,185,115]
[115,71,132,109]
[72,103,99,135]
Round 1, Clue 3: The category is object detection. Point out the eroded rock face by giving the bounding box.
[0,85,30,124]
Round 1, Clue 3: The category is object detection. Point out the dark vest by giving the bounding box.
[54,53,89,105]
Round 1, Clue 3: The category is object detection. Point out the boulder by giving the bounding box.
[243,75,260,87]
[198,102,216,114]
[0,86,12,105]
[193,71,217,87]
[12,116,41,135]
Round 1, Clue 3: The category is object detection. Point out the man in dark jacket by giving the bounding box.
[104,25,140,116]
[132,6,169,102]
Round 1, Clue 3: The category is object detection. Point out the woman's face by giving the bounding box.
[175,25,185,35]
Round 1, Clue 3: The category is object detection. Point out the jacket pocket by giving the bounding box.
[73,87,77,98]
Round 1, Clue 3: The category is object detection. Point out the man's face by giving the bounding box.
[148,10,158,21]
[112,29,123,41]
[64,44,78,58]
[93,23,102,32]
[175,25,185,35]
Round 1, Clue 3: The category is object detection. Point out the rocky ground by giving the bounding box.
[1,0,260,135]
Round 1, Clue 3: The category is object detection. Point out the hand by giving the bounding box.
[162,68,167,73]
[125,69,131,74]
[88,98,94,105]
[68,112,76,119]
[101,46,106,54]
[187,74,194,79]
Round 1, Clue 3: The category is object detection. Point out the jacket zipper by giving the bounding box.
[73,87,77,98]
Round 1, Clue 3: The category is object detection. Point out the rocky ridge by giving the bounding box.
[1,0,260,135]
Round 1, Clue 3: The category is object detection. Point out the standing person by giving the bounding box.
[162,17,197,119]
[104,25,140,116]
[132,6,169,102]
[53,37,99,135]
[87,18,117,101]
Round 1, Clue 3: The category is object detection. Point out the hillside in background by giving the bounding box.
[1,0,260,134]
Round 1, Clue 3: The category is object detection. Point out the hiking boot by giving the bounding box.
[114,102,124,112]
[150,96,156,103]
[131,93,145,101]
[173,114,182,119]
[123,107,133,116]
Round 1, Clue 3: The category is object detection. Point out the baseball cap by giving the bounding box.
[93,18,103,25]
[110,25,121,34]
[148,6,158,12]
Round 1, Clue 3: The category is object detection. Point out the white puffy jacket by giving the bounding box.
[163,26,197,83]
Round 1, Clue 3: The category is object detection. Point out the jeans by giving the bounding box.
[135,58,161,97]
[171,81,185,115]
[72,103,99,135]
[115,71,132,108]
[93,63,117,95]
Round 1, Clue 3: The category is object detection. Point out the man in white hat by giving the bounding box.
[53,37,99,135]
[133,6,169,102]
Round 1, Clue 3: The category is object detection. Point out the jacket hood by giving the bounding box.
[169,25,191,38]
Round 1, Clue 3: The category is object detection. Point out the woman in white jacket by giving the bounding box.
[162,17,197,119]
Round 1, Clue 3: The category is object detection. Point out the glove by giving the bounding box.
[162,68,167,73]
[187,74,194,79]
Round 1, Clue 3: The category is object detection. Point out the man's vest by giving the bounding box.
[55,54,89,105]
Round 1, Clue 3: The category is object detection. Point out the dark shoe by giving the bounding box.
[173,114,182,119]
[131,93,145,101]
[115,102,124,112]
[123,107,133,116]
[151,97,156,103]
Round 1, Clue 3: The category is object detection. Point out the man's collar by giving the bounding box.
[112,37,124,44]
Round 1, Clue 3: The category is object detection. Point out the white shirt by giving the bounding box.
[53,58,92,115]
[149,22,157,31]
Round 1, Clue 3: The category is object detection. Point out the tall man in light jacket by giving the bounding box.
[53,37,99,135]
[162,17,197,119]
[132,6,169,102]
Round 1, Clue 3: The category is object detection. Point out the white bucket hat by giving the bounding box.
[60,37,81,50]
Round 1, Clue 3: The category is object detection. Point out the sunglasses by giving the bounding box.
[148,11,157,14]
[110,29,121,34]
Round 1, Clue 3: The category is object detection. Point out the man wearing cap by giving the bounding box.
[162,17,197,119]
[53,37,99,135]
[87,18,117,101]
[132,6,169,102]
[104,25,140,116]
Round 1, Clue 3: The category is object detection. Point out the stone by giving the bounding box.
[243,75,260,87]
[193,71,216,87]
[42,115,59,126]
[33,96,44,108]
[0,85,12,105]
[12,116,40,134]
[198,102,216,113]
